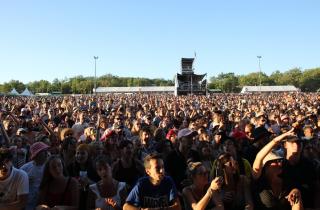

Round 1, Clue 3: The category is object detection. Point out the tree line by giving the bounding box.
[0,67,319,94]
[209,67,320,92]
[0,74,174,94]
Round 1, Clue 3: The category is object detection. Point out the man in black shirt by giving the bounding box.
[281,135,318,209]
[164,128,200,191]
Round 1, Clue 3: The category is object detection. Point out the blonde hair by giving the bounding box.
[60,128,73,141]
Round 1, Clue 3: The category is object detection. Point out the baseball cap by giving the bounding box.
[253,126,271,141]
[281,114,289,121]
[262,151,284,167]
[256,111,266,118]
[177,128,197,139]
[17,128,28,134]
[166,129,177,140]
[21,108,28,112]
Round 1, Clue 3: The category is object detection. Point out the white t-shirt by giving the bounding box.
[21,161,45,210]
[0,167,29,204]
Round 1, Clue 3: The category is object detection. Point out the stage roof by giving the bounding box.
[177,73,206,82]
[181,58,194,73]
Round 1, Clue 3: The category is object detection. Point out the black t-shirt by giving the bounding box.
[253,177,291,210]
[112,159,144,190]
[282,158,317,208]
[164,149,200,191]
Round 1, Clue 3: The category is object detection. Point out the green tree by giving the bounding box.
[299,68,320,92]
[269,70,283,85]
[0,84,4,93]
[61,81,72,94]
[278,68,302,87]
[50,78,62,92]
[3,80,26,93]
[1,83,12,93]
[209,73,239,92]
[238,72,266,87]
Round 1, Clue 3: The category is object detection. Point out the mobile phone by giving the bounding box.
[215,165,224,180]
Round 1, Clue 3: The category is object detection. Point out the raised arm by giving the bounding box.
[7,112,20,127]
[36,116,59,141]
[252,128,295,180]
[0,120,10,147]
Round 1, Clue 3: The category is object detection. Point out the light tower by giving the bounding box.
[94,56,98,95]
[257,56,262,90]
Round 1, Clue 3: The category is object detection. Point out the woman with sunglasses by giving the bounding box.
[252,129,304,210]
[182,162,224,210]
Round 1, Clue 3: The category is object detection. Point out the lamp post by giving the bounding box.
[257,56,262,90]
[94,56,98,95]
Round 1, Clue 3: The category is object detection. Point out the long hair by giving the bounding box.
[39,155,68,190]
[215,152,240,185]
[187,161,203,180]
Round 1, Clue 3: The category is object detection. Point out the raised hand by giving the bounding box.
[210,177,223,191]
[105,198,117,208]
[286,188,302,206]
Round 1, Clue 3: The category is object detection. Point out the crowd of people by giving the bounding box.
[0,92,319,210]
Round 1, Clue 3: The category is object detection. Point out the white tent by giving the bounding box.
[240,86,299,93]
[95,86,175,94]
[10,88,20,95]
[20,88,33,96]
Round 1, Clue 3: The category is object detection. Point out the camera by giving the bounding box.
[215,163,225,184]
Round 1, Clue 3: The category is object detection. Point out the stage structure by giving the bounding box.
[175,58,207,96]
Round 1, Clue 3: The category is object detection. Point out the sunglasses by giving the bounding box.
[267,159,284,166]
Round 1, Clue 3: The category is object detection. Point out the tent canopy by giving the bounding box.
[20,88,33,96]
[241,86,299,93]
[10,88,19,95]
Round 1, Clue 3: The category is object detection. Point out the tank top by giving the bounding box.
[89,181,126,210]
[45,177,72,208]
[184,186,216,210]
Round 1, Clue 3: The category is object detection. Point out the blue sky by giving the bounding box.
[0,0,319,84]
